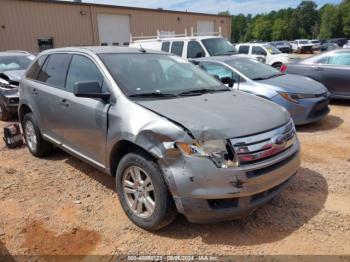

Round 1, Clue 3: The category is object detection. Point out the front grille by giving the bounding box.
[246,151,298,178]
[230,120,296,166]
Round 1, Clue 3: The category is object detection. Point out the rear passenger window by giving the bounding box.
[38,54,72,88]
[26,55,47,80]
[238,45,250,54]
[65,55,104,92]
[161,42,170,52]
[171,41,184,56]
[187,41,205,58]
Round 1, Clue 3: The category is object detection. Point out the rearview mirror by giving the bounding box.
[220,77,235,88]
[73,81,110,100]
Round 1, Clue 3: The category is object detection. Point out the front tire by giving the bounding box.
[23,113,53,157]
[116,152,177,230]
[0,101,12,121]
[272,62,282,70]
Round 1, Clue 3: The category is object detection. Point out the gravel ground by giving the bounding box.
[0,101,349,259]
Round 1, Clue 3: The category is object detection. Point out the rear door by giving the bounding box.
[35,53,72,142]
[313,52,350,97]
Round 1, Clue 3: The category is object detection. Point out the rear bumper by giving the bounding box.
[161,139,300,223]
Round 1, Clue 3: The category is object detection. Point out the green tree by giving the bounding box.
[340,0,350,37]
[251,16,272,41]
[271,18,288,40]
[319,4,341,39]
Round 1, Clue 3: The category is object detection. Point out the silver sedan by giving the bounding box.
[193,56,331,125]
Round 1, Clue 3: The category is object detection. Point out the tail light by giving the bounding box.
[280,64,287,72]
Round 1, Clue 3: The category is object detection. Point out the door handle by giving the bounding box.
[60,99,69,108]
[315,67,324,71]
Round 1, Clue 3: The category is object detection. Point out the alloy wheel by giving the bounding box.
[25,120,37,152]
[122,166,156,218]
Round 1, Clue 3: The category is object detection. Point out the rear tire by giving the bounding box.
[116,152,177,230]
[23,113,53,157]
[0,101,12,121]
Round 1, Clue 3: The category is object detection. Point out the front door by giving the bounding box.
[60,54,110,167]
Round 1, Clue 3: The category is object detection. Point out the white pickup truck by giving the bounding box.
[291,39,314,53]
[235,43,297,69]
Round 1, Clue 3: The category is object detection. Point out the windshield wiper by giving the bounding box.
[129,92,178,98]
[252,73,284,81]
[214,50,237,56]
[178,88,228,96]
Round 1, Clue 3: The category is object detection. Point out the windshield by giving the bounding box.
[201,38,237,56]
[311,40,319,44]
[299,41,308,44]
[99,53,226,97]
[263,44,281,54]
[0,55,33,72]
[226,58,283,80]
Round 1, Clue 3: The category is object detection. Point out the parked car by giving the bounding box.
[235,43,297,69]
[291,39,314,53]
[309,39,321,51]
[193,56,330,125]
[20,47,300,230]
[343,41,350,48]
[320,42,340,52]
[282,49,350,99]
[328,38,348,47]
[0,51,34,121]
[270,41,292,53]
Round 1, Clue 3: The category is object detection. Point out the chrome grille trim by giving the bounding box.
[230,120,296,165]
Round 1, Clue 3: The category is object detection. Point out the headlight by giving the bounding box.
[279,92,318,103]
[176,140,238,168]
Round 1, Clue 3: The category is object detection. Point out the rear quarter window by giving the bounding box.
[171,41,184,57]
[26,55,48,80]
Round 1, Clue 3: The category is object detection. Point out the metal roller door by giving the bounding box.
[97,14,130,46]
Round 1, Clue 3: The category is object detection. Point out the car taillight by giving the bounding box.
[280,64,287,72]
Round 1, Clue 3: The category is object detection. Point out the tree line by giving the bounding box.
[219,0,350,42]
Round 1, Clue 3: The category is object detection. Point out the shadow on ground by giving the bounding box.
[297,114,343,133]
[0,241,15,262]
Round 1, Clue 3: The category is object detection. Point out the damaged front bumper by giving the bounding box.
[160,131,300,223]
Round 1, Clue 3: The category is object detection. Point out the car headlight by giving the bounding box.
[176,140,238,168]
[279,92,318,103]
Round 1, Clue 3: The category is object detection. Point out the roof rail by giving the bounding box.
[130,26,222,42]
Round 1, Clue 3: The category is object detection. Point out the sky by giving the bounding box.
[63,0,342,15]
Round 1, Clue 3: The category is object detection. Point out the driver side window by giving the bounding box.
[65,55,105,93]
[252,46,267,56]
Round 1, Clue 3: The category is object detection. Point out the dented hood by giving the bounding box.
[137,91,290,140]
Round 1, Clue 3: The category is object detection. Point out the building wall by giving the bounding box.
[0,0,231,52]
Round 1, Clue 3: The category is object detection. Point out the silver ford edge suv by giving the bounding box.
[19,47,300,230]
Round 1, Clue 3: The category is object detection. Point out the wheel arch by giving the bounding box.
[109,140,158,177]
[19,104,33,125]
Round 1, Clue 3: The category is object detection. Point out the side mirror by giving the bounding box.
[220,77,235,88]
[73,81,110,100]
[195,52,205,58]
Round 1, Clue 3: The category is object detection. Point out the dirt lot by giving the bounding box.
[0,101,350,259]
